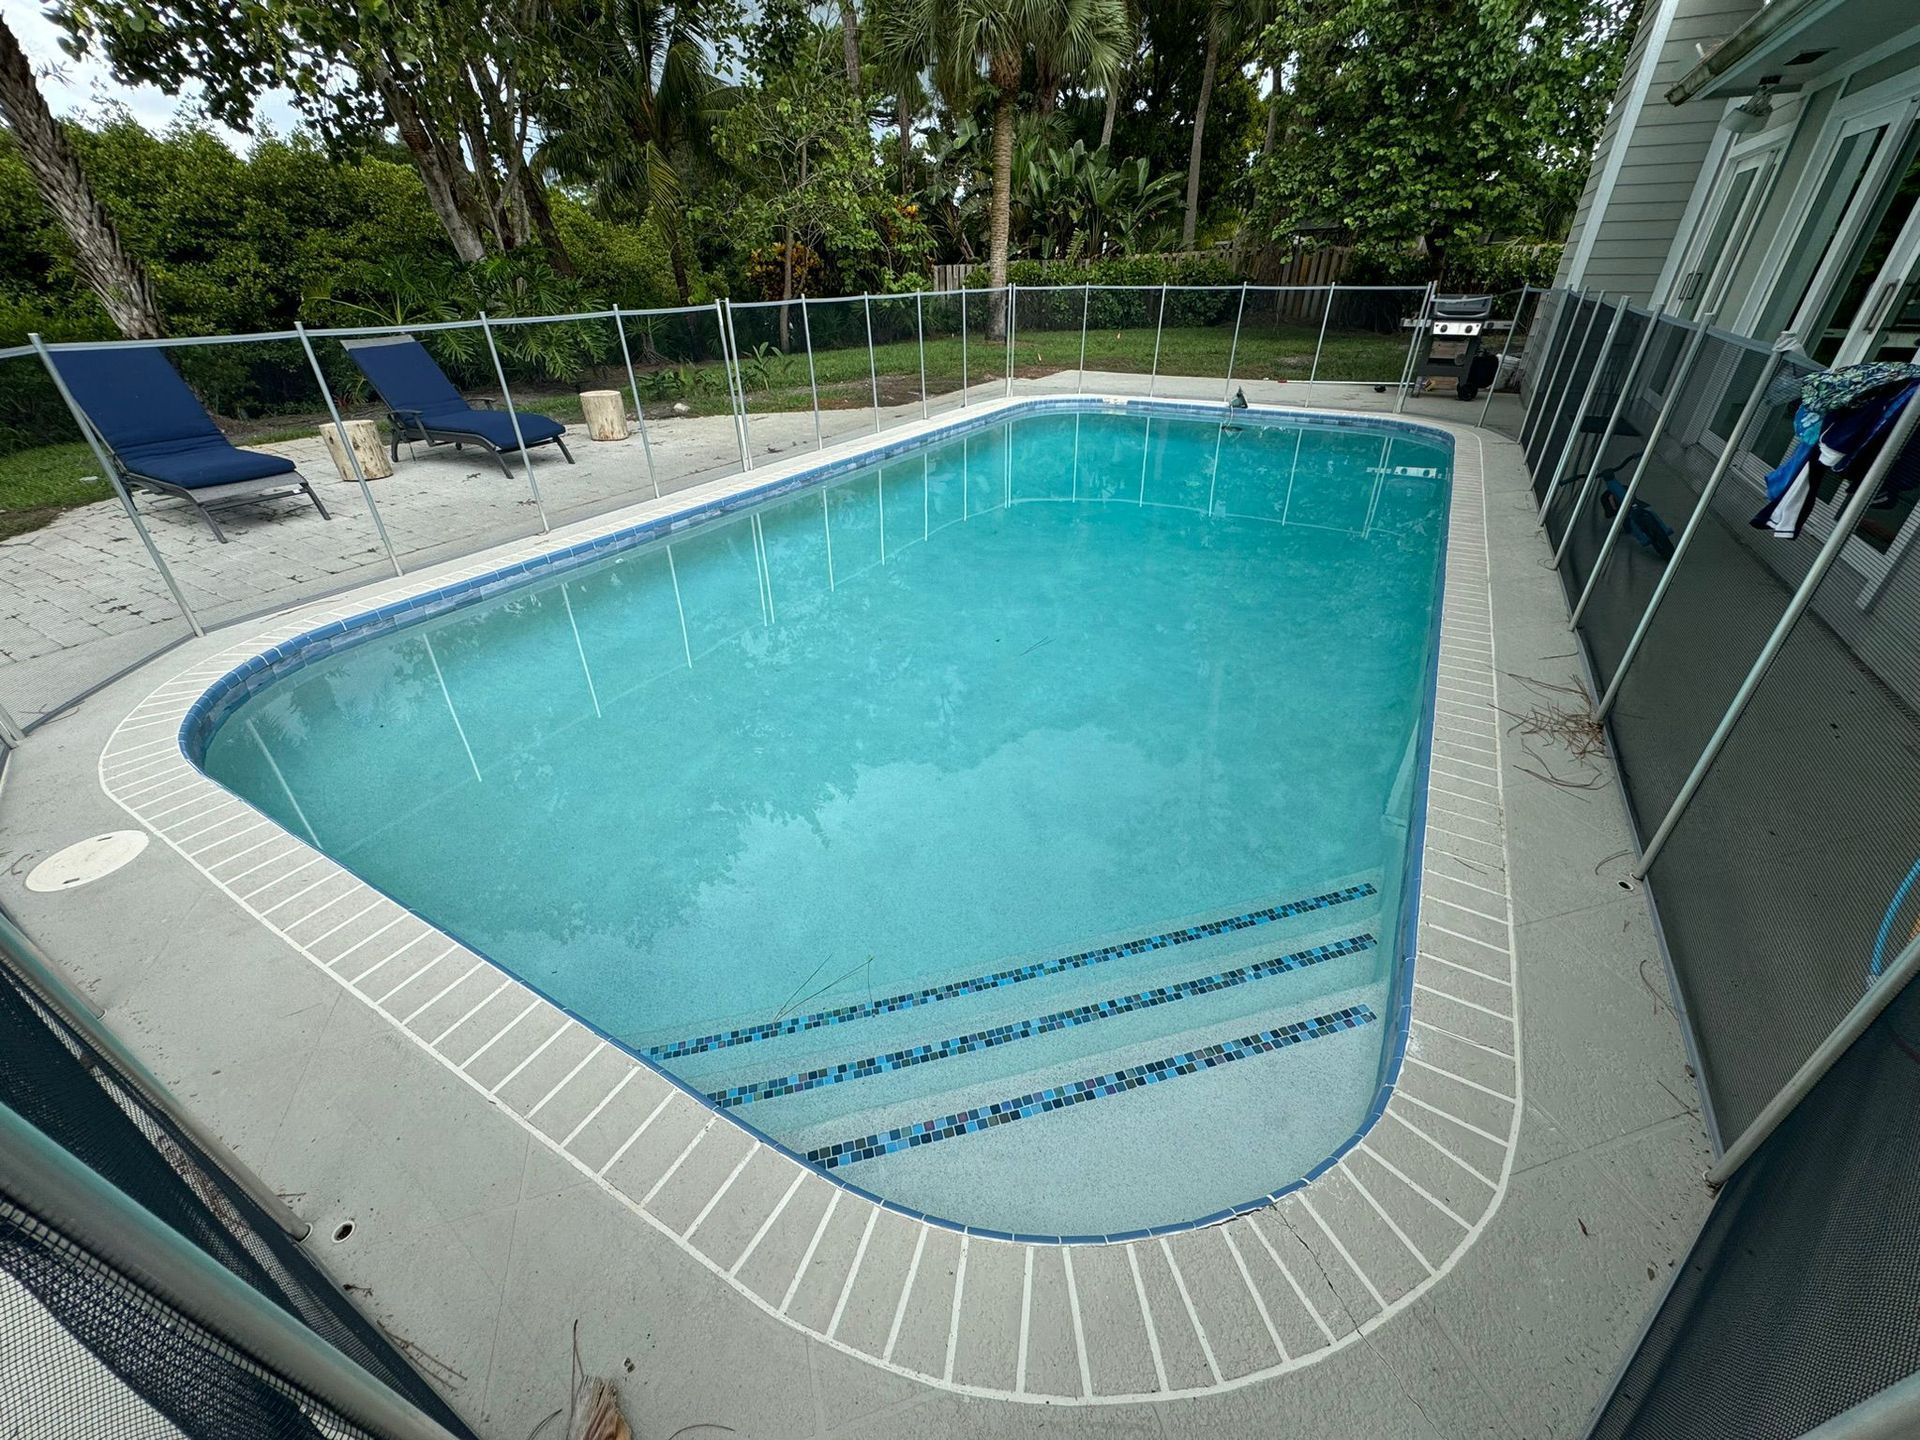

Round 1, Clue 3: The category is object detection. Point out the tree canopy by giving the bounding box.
[1,0,1633,340]
[1248,0,1635,270]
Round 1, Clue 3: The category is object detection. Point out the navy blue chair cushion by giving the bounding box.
[346,339,472,419]
[346,338,564,451]
[423,408,566,450]
[129,445,296,488]
[48,347,297,491]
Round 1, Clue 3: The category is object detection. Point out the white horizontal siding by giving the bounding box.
[1563,0,1763,301]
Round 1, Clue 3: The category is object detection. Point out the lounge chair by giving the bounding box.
[344,337,573,476]
[47,346,331,543]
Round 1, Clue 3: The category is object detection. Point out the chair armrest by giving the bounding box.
[473,396,498,410]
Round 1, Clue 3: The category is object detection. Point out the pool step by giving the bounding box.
[782,971,1393,1232]
[692,907,1386,1142]
[647,874,1385,1091]
[707,931,1377,1113]
[810,1001,1378,1172]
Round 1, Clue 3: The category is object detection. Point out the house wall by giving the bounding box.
[1548,4,1920,712]
[1556,0,1765,302]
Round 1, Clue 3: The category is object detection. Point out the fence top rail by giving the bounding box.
[37,328,308,352]
[12,282,1610,359]
[620,302,731,319]
[481,307,620,328]
[308,318,485,340]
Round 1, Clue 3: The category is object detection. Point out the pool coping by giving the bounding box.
[94,395,1521,1404]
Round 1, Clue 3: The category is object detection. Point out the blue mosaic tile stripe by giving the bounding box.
[808,1004,1379,1170]
[713,933,1376,1109]
[644,883,1378,1061]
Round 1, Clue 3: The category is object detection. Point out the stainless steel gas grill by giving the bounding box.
[1419,294,1498,400]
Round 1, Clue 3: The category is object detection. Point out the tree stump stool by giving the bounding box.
[580,389,629,441]
[319,419,394,481]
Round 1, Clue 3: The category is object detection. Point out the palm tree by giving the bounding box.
[0,13,163,337]
[537,0,725,305]
[1180,0,1268,247]
[881,0,1129,336]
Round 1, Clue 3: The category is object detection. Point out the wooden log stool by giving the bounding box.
[580,389,629,441]
[320,418,394,481]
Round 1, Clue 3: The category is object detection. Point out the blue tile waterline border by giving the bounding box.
[809,1005,1380,1170]
[711,933,1377,1108]
[650,885,1377,1062]
[163,395,1461,1247]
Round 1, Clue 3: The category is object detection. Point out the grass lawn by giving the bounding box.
[0,443,112,540]
[0,324,1414,536]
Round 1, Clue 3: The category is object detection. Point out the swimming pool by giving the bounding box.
[194,402,1452,1236]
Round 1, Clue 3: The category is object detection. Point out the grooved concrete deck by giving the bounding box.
[0,393,1707,1439]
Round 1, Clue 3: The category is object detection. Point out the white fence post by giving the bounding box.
[1222,282,1248,403]
[800,297,824,449]
[295,321,401,577]
[610,305,662,498]
[1077,283,1091,395]
[1005,284,1016,397]
[1307,287,1334,405]
[1535,300,1629,524]
[960,288,969,404]
[1393,282,1434,414]
[1476,284,1530,429]
[477,313,549,530]
[716,298,753,469]
[915,292,929,418]
[28,333,203,637]
[1148,283,1167,398]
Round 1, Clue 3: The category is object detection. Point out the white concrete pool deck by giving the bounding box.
[0,393,1709,1439]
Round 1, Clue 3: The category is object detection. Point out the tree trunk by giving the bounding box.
[1182,13,1221,248]
[837,0,862,88]
[780,223,794,350]
[898,93,912,195]
[1100,84,1120,152]
[1262,66,1279,157]
[986,62,1018,341]
[664,220,695,307]
[378,67,489,263]
[0,15,164,338]
[514,166,576,274]
[1034,59,1057,117]
[457,105,513,249]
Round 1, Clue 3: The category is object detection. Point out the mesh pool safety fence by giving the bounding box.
[1510,290,1920,1437]
[12,276,1918,1432]
[1587,968,1920,1439]
[0,906,477,1440]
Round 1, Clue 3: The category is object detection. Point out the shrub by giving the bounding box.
[996,255,1242,328]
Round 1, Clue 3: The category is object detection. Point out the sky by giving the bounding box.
[2,0,300,148]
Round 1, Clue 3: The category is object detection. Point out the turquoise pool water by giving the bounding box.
[200,405,1452,1236]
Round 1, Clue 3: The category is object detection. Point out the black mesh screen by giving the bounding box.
[1550,318,1920,1138]
[1538,303,1653,541]
[1587,973,1920,1439]
[0,913,478,1440]
[1509,297,1920,1431]
[1528,297,1619,490]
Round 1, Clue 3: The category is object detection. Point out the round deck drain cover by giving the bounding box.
[27,831,149,892]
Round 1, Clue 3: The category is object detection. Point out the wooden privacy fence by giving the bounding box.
[933,247,1353,320]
